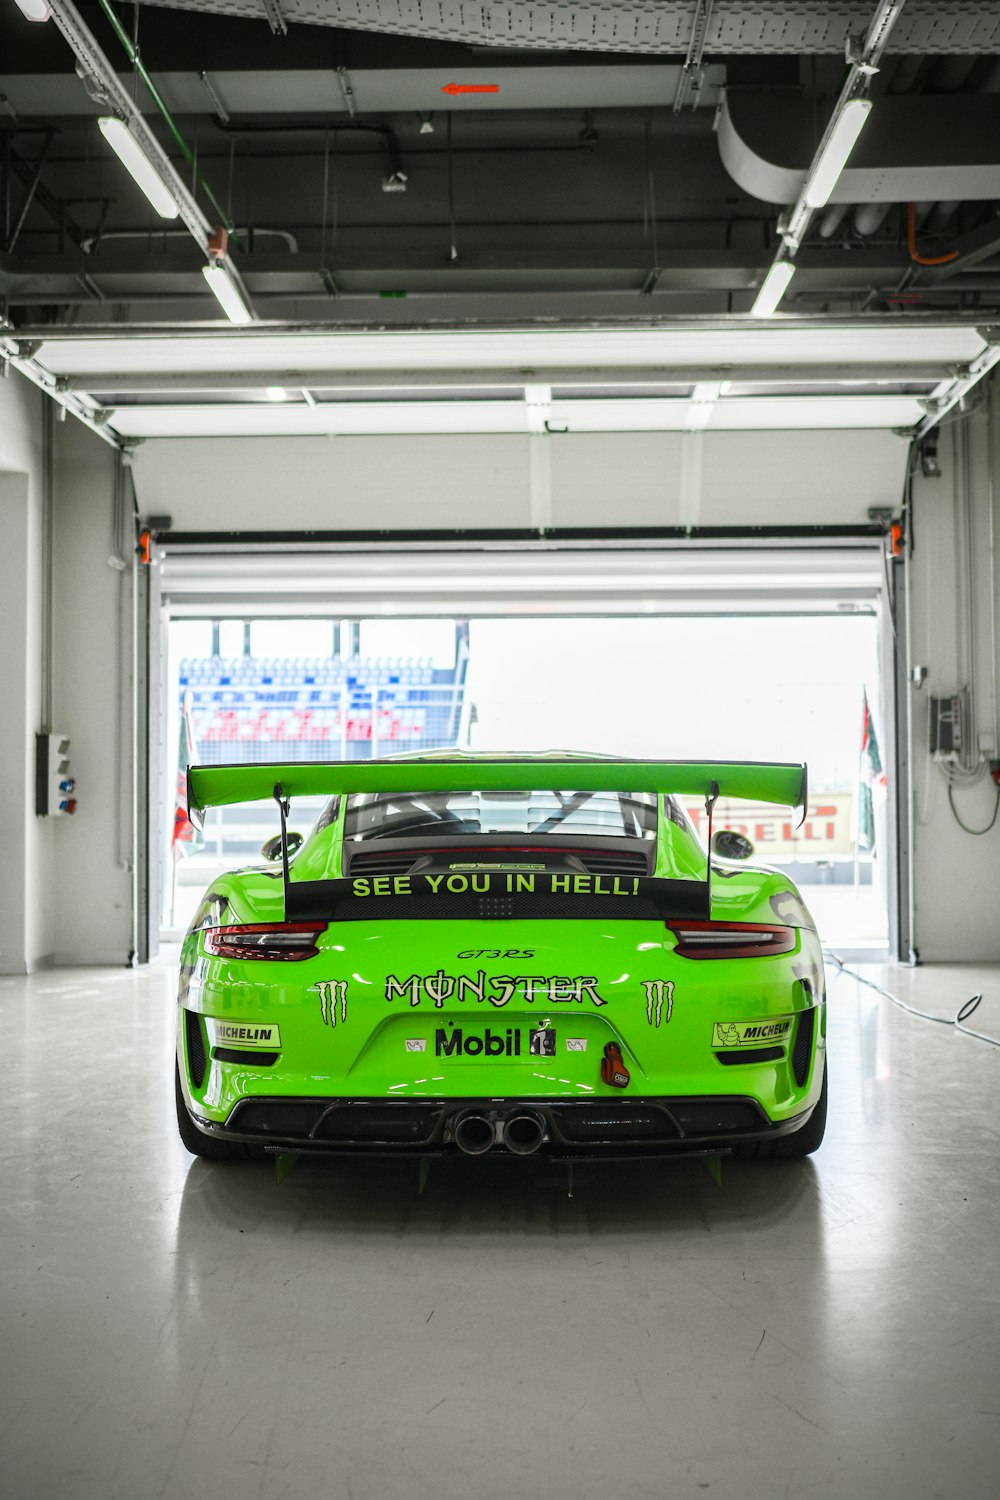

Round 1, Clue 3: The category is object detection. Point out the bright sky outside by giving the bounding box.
[465,616,879,791]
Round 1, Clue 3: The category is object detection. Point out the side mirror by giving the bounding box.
[711,829,755,861]
[261,831,304,862]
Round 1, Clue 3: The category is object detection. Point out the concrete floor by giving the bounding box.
[1,957,998,1500]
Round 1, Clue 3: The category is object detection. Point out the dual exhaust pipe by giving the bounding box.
[453,1108,546,1157]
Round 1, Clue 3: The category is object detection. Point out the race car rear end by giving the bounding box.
[176,757,826,1163]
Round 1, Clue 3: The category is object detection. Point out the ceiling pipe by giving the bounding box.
[78,226,299,254]
[907,200,958,265]
[853,202,893,236]
[818,203,851,238]
[209,117,406,181]
[924,201,960,232]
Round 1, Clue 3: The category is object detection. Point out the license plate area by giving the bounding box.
[428,1021,559,1062]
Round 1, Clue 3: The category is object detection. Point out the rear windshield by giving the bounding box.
[343,789,658,842]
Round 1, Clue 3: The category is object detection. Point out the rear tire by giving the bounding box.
[734,1059,827,1161]
[175,1061,266,1161]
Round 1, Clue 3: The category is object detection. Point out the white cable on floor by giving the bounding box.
[824,950,999,1048]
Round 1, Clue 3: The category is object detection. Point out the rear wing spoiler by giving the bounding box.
[186,758,807,923]
[187,758,808,825]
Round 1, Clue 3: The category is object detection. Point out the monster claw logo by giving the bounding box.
[314,980,348,1028]
[643,980,674,1027]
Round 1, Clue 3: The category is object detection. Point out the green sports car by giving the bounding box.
[176,753,827,1163]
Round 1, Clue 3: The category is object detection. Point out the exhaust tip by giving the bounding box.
[502,1110,546,1156]
[453,1110,495,1155]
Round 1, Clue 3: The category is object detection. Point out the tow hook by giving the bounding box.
[600,1041,630,1088]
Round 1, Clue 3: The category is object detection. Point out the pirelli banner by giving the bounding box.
[683,794,854,859]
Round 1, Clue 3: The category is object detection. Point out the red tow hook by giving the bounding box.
[600,1041,630,1089]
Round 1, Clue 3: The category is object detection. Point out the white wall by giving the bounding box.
[50,419,135,966]
[0,375,135,971]
[0,373,52,974]
[132,428,908,532]
[906,385,1000,962]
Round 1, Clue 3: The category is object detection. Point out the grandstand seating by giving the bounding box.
[178,654,469,763]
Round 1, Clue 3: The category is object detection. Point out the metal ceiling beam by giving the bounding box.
[5,133,54,254]
[5,143,89,251]
[0,64,724,117]
[0,243,921,291]
[260,0,287,37]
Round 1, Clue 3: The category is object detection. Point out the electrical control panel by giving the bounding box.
[928,696,963,762]
[35,732,76,816]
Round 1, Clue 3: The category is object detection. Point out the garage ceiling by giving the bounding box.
[3,0,1000,448]
[24,319,989,437]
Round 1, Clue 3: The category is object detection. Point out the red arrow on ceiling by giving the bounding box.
[441,82,500,95]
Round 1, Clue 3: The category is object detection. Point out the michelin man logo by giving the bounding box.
[314,980,348,1028]
[643,980,674,1028]
[715,1022,741,1047]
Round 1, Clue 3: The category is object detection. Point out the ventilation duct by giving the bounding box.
[718,91,1000,205]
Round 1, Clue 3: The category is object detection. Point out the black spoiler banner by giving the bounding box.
[284,870,711,922]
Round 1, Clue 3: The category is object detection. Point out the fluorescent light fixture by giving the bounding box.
[804,98,872,209]
[13,0,50,19]
[97,117,179,219]
[202,262,253,324]
[750,261,796,318]
[266,387,288,402]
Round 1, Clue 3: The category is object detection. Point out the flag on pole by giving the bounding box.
[858,690,888,853]
[172,690,204,853]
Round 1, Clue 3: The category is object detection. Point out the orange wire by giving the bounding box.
[907,201,959,265]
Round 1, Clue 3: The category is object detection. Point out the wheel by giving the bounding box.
[734,1059,827,1161]
[775,1057,828,1157]
[175,1061,265,1161]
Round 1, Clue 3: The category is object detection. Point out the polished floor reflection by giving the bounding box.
[1,957,998,1500]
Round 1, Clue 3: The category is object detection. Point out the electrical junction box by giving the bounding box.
[35,732,76,816]
[929,696,963,762]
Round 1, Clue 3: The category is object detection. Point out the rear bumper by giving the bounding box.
[182,1093,818,1160]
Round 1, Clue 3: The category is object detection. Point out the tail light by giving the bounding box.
[667,921,796,959]
[203,923,325,961]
